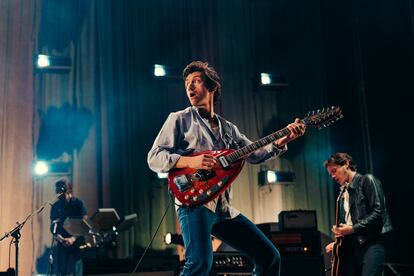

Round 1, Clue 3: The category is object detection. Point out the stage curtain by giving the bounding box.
[0,0,37,275]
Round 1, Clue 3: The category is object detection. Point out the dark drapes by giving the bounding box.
[321,0,414,263]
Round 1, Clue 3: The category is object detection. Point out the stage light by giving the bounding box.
[34,54,71,73]
[33,161,49,176]
[157,172,168,179]
[153,64,182,79]
[164,232,184,246]
[260,73,272,85]
[266,170,277,183]
[255,72,289,91]
[32,160,72,176]
[258,170,295,186]
[36,55,50,68]
[154,64,167,77]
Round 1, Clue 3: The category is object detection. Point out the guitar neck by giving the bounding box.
[335,188,346,227]
[223,106,342,165]
[226,127,291,163]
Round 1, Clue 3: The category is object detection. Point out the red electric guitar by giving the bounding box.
[168,106,343,206]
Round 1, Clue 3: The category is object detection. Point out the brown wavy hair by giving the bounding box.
[324,152,357,171]
[182,61,222,104]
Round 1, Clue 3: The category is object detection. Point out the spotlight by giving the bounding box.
[33,161,49,176]
[258,170,295,186]
[164,232,184,246]
[255,72,289,91]
[37,55,50,68]
[260,73,272,85]
[32,160,72,176]
[154,64,167,77]
[34,54,72,73]
[153,64,181,79]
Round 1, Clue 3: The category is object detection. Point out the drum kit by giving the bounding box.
[62,208,137,255]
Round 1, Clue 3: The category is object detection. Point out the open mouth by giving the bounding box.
[189,92,196,98]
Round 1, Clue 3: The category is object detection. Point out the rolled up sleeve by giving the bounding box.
[147,113,182,173]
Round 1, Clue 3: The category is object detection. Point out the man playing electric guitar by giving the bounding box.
[324,153,392,276]
[148,61,306,276]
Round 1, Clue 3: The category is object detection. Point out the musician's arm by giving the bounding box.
[230,124,287,164]
[50,204,61,234]
[352,175,385,235]
[147,112,182,172]
[274,118,306,148]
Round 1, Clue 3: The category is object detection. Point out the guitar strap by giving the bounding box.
[215,115,235,209]
[216,115,240,150]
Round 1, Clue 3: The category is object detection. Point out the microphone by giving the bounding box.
[52,219,60,235]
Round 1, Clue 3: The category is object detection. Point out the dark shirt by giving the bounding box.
[50,197,87,238]
[50,197,87,274]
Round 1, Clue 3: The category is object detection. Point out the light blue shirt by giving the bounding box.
[147,106,286,217]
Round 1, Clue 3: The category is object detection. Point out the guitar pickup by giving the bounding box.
[218,156,230,168]
[173,175,192,192]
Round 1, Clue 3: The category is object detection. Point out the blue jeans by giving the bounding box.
[177,206,280,276]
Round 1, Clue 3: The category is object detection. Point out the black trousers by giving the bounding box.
[341,236,386,276]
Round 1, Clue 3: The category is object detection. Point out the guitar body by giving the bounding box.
[330,186,348,276]
[168,150,244,206]
[330,236,345,276]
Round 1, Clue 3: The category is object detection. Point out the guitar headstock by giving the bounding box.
[303,106,343,130]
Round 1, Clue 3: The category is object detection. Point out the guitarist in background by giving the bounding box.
[324,152,392,276]
[148,61,306,276]
[50,177,87,276]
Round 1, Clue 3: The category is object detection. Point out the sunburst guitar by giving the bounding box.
[330,186,348,276]
[168,106,343,206]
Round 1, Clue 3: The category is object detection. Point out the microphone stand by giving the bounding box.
[0,192,64,276]
[48,219,59,276]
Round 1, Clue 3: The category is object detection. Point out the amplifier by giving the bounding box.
[256,223,321,256]
[278,210,317,231]
[270,231,321,256]
[211,252,253,275]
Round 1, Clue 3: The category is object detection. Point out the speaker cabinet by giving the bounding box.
[279,210,317,231]
[281,255,324,276]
